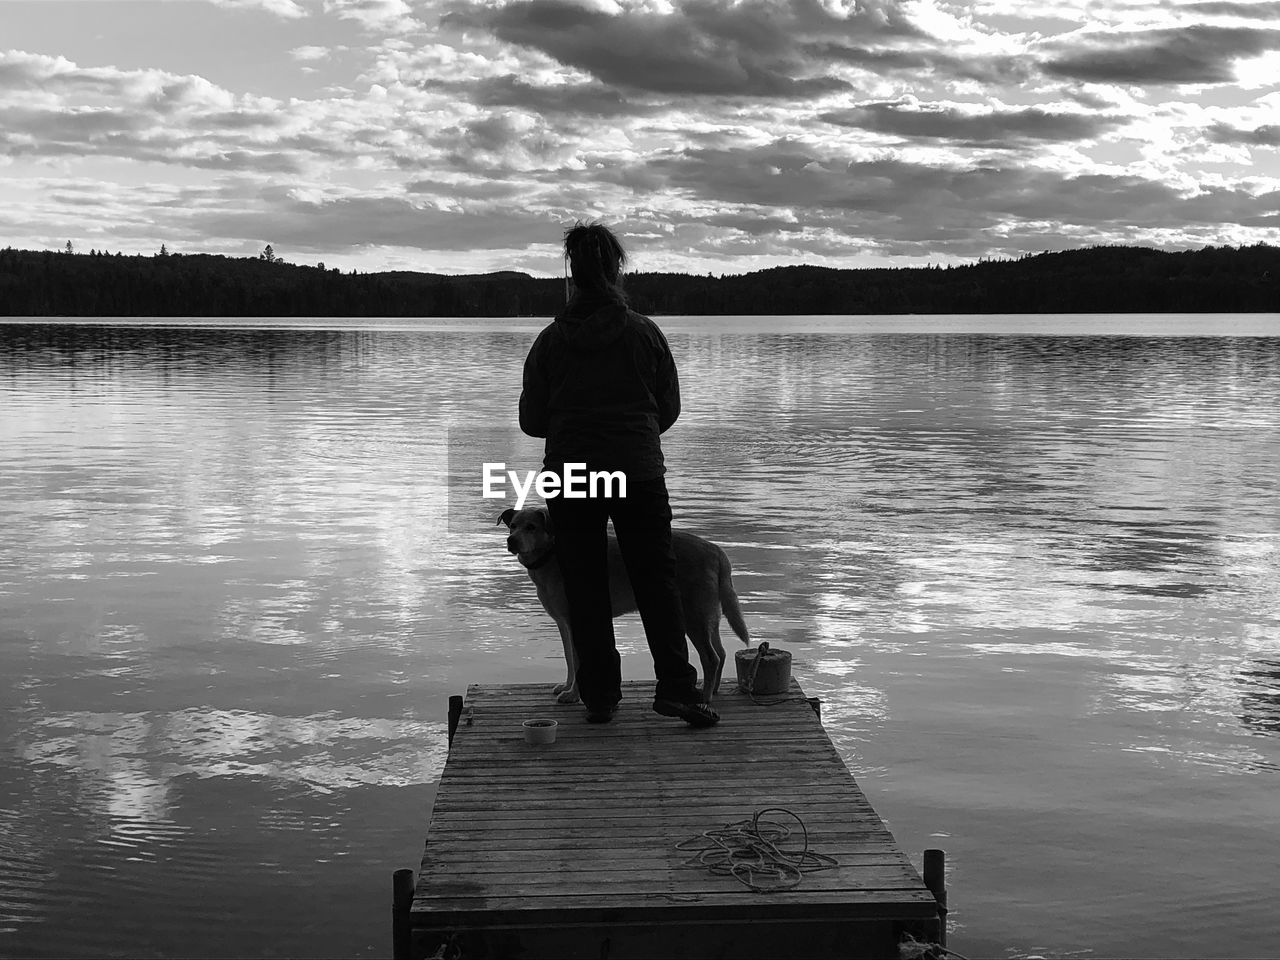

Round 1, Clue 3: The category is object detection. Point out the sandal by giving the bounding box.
[652,699,720,727]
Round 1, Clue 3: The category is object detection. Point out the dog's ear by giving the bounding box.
[540,507,553,536]
[497,508,515,527]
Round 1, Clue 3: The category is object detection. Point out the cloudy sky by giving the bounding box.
[1,0,1278,276]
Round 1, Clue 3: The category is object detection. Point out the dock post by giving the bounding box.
[805,696,822,719]
[393,868,415,960]
[923,848,947,948]
[447,695,464,749]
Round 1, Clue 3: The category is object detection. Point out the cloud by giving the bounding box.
[820,100,1124,146]
[466,0,915,96]
[443,110,579,173]
[204,109,296,130]
[0,51,237,112]
[191,189,558,251]
[1208,121,1280,144]
[0,51,369,174]
[1184,1,1280,19]
[0,99,290,170]
[0,121,306,173]
[0,105,147,141]
[806,41,1035,86]
[322,0,419,31]
[1043,24,1280,84]
[209,0,309,17]
[587,139,1280,260]
[290,45,333,62]
[471,75,653,116]
[702,211,806,236]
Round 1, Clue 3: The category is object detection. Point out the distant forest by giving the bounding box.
[1,242,1277,317]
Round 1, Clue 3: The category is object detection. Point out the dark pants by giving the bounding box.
[546,475,699,709]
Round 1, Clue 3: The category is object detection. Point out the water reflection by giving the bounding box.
[22,709,446,799]
[2,319,1280,957]
[1240,659,1280,736]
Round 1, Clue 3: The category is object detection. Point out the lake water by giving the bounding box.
[2,314,1279,959]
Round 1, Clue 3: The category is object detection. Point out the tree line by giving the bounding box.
[0,242,1276,317]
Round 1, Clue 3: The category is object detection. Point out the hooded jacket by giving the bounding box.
[519,293,679,482]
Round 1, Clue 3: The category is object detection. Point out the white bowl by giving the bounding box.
[522,718,558,745]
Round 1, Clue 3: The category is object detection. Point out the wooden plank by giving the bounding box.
[425,820,887,833]
[448,744,829,758]
[419,888,943,914]
[462,702,820,716]
[429,796,878,814]
[424,832,897,852]
[447,733,845,750]
[416,887,930,903]
[415,859,923,897]
[415,889,941,925]
[429,797,881,813]
[449,733,834,748]
[437,772,863,786]
[453,719,823,732]
[439,759,854,776]
[429,782,873,799]
[453,710,823,727]
[424,817,886,835]
[442,756,851,771]
[430,800,874,815]
[458,685,816,715]
[467,705,820,719]
[423,852,912,873]
[422,834,896,850]
[440,760,850,775]
[425,828,903,844]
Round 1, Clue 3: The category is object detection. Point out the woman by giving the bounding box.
[518,221,719,727]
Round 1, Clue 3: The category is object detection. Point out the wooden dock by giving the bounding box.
[397,679,944,959]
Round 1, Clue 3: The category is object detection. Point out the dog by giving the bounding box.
[498,505,750,704]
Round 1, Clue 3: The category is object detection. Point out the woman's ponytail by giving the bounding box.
[564,221,628,303]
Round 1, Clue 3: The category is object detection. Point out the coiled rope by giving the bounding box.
[675,807,839,892]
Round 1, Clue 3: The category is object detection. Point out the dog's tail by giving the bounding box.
[718,553,751,645]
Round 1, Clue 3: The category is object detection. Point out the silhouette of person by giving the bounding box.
[519,221,719,727]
